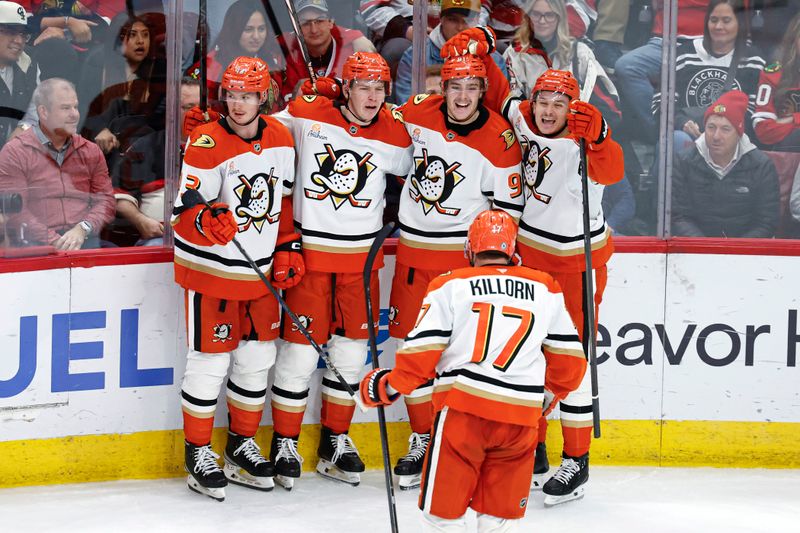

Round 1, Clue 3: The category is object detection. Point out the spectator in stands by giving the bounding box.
[614,0,709,141]
[186,0,284,113]
[79,13,166,171]
[394,0,507,104]
[358,0,415,77]
[485,0,595,52]
[672,90,779,238]
[0,78,114,249]
[0,1,38,149]
[602,177,636,234]
[652,0,764,154]
[113,77,200,247]
[279,0,375,101]
[504,0,622,132]
[592,0,630,73]
[751,12,800,152]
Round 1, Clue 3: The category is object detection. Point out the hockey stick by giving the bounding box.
[198,0,208,110]
[180,189,367,412]
[578,138,601,438]
[363,222,399,533]
[282,0,317,82]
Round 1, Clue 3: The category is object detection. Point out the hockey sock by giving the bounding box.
[405,398,434,434]
[271,387,307,438]
[537,416,548,444]
[562,425,592,457]
[227,401,263,437]
[320,377,359,434]
[183,411,215,446]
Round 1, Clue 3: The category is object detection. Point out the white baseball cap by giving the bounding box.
[0,1,27,26]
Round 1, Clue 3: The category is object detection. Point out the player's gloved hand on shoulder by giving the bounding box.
[183,106,221,139]
[197,203,237,245]
[272,234,305,289]
[441,26,496,58]
[301,77,343,100]
[360,368,400,408]
[568,100,609,145]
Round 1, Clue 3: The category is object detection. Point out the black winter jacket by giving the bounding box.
[672,140,780,238]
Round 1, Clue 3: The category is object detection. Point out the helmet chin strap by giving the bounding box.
[343,92,372,125]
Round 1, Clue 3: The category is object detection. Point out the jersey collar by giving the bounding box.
[220,116,267,142]
[440,101,490,137]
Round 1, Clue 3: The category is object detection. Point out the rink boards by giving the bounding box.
[0,250,798,486]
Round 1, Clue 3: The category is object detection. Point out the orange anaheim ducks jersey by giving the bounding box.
[503,98,624,273]
[395,94,524,271]
[172,117,295,300]
[387,265,587,427]
[273,95,413,273]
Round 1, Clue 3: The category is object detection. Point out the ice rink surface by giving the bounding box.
[2,467,798,532]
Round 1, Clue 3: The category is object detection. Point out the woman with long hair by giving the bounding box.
[79,13,166,160]
[752,12,800,151]
[502,0,621,131]
[652,0,765,152]
[187,0,283,113]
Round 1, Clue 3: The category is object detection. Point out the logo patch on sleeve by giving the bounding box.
[191,134,216,148]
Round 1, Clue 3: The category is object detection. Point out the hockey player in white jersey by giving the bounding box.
[360,209,586,532]
[172,56,303,501]
[268,52,413,488]
[387,50,525,490]
[442,27,625,505]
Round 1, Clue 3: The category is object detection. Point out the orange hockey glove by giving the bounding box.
[301,76,343,100]
[183,106,221,139]
[441,26,497,58]
[568,100,609,145]
[272,234,305,289]
[360,368,400,408]
[197,203,237,245]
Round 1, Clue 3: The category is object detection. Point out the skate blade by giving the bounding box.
[397,473,421,491]
[223,463,274,491]
[530,472,549,492]
[543,486,585,507]
[275,474,297,491]
[187,475,226,502]
[316,459,360,486]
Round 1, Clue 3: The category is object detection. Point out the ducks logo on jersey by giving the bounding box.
[519,135,553,204]
[212,323,233,343]
[233,168,281,232]
[409,148,465,216]
[305,144,375,209]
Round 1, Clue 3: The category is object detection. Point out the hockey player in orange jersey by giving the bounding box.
[386,48,525,490]
[171,56,304,501]
[266,52,414,488]
[360,210,586,532]
[442,28,624,505]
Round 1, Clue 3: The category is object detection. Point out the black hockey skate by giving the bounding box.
[185,441,227,502]
[270,432,304,491]
[393,432,430,491]
[223,431,275,491]
[531,441,550,491]
[316,426,365,486]
[543,452,588,506]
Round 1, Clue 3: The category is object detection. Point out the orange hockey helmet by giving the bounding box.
[441,54,488,85]
[532,69,579,102]
[342,52,392,93]
[221,56,271,103]
[465,209,518,260]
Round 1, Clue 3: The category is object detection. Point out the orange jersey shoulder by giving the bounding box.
[184,118,294,170]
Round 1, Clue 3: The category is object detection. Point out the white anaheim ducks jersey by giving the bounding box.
[388,265,586,427]
[172,117,295,300]
[273,95,413,273]
[396,94,524,271]
[504,99,614,273]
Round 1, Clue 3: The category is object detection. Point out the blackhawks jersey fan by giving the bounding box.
[267,52,413,489]
[360,209,586,532]
[442,27,624,505]
[171,56,303,502]
[388,50,525,490]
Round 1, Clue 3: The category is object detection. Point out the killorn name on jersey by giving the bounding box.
[470,277,536,301]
